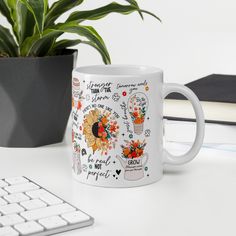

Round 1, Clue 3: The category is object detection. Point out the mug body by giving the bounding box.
[72,65,163,187]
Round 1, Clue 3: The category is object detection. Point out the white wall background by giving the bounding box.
[1,0,236,83]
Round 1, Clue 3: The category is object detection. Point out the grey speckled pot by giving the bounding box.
[0,49,77,147]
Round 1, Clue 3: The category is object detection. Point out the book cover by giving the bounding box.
[164,74,236,124]
[166,74,236,103]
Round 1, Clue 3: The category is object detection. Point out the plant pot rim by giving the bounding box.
[0,49,77,61]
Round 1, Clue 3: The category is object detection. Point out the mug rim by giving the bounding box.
[73,64,163,78]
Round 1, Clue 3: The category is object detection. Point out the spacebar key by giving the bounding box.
[20,203,76,221]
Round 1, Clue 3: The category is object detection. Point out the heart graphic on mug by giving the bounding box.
[116,170,121,175]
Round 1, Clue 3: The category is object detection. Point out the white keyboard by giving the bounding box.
[0,177,93,236]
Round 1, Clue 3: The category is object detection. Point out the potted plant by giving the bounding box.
[0,0,160,147]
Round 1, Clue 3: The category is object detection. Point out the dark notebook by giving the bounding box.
[164,74,236,125]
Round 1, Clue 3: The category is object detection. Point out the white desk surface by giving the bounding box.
[0,125,236,236]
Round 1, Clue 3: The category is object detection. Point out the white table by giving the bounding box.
[0,125,236,236]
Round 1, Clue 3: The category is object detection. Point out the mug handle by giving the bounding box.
[163,83,205,165]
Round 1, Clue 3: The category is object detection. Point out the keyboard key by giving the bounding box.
[20,203,75,221]
[25,189,46,199]
[4,183,39,194]
[61,211,90,224]
[20,199,47,210]
[0,226,19,236]
[0,180,8,188]
[0,214,25,226]
[0,204,25,215]
[40,194,63,206]
[0,189,8,197]
[14,221,44,235]
[5,177,29,186]
[0,198,7,206]
[26,189,63,205]
[4,193,29,203]
[0,176,93,236]
[38,216,67,229]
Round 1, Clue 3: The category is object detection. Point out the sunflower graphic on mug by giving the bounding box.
[83,108,119,154]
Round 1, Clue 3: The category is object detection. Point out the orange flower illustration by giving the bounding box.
[121,140,146,159]
[83,109,119,154]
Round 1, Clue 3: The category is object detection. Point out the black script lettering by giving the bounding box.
[87,170,110,181]
[95,156,111,166]
[87,81,112,93]
[88,154,94,163]
[92,94,110,102]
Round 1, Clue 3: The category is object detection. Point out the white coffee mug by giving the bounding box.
[72,65,205,188]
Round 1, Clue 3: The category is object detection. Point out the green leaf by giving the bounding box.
[50,39,110,64]
[6,0,160,59]
[21,22,111,64]
[139,9,161,22]
[3,0,35,45]
[45,0,84,27]
[20,29,59,56]
[55,23,111,63]
[19,0,47,34]
[66,2,138,22]
[50,39,82,52]
[16,3,35,45]
[0,1,14,26]
[81,41,110,64]
[0,25,18,56]
[4,0,20,42]
[125,0,144,19]
[66,2,161,23]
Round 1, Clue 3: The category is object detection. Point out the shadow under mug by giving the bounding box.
[71,65,205,188]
